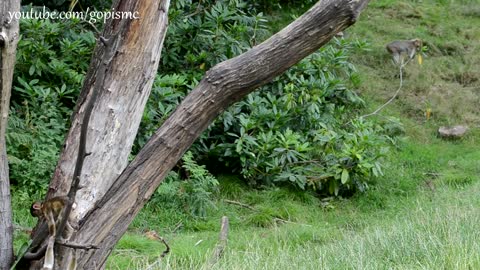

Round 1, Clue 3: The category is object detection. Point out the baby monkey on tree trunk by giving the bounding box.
[386,38,422,65]
[30,196,77,270]
[19,47,100,269]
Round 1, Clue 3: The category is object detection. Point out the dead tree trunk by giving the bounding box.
[25,0,369,269]
[0,0,20,269]
[68,0,369,268]
[24,0,171,269]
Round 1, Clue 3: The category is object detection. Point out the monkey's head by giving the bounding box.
[411,38,422,49]
[30,201,43,217]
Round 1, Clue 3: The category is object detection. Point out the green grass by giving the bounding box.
[15,141,479,269]
[11,0,480,269]
[103,137,480,269]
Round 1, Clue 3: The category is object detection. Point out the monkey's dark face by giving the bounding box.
[30,202,43,217]
[413,39,422,49]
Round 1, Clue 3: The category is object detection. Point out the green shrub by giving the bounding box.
[135,2,390,195]
[7,16,94,193]
[195,39,388,195]
[7,1,392,198]
[161,0,269,74]
[246,0,317,12]
[7,97,69,192]
[135,0,269,149]
[151,152,219,218]
[15,17,95,106]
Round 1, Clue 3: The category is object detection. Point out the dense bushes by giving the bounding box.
[134,0,270,151]
[8,0,393,203]
[250,0,317,12]
[151,151,219,218]
[139,37,388,196]
[135,0,391,196]
[8,18,95,193]
[197,39,378,192]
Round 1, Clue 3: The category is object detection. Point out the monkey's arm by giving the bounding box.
[408,48,416,60]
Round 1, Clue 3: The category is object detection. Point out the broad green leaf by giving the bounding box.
[341,169,349,184]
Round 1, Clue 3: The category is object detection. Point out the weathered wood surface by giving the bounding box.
[71,0,370,268]
[26,0,171,269]
[0,0,21,269]
[27,0,370,268]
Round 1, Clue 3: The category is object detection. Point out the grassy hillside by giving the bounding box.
[351,0,480,128]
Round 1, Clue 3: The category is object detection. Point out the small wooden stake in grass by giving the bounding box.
[209,216,230,266]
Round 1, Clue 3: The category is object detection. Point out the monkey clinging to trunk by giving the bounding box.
[31,196,77,270]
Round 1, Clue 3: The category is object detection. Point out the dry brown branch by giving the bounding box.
[144,230,170,258]
[223,199,257,211]
[144,233,170,270]
[56,241,99,250]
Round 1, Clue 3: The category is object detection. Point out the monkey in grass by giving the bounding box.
[386,38,422,65]
[31,196,76,270]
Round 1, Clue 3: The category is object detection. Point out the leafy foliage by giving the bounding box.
[15,17,95,107]
[248,0,317,12]
[7,17,95,193]
[7,100,69,192]
[161,0,269,75]
[7,0,392,198]
[135,0,270,149]
[196,39,388,194]
[136,3,391,195]
[151,152,219,218]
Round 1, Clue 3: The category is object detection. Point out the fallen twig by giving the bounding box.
[171,221,183,234]
[159,237,170,259]
[144,230,170,258]
[423,172,442,177]
[223,199,256,211]
[224,200,311,227]
[144,235,170,270]
[273,218,312,227]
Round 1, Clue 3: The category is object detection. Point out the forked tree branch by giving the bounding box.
[69,0,370,268]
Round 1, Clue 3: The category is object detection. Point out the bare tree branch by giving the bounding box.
[69,1,370,268]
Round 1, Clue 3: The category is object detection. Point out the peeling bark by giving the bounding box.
[26,0,370,268]
[0,0,20,269]
[72,0,369,268]
[25,0,170,269]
